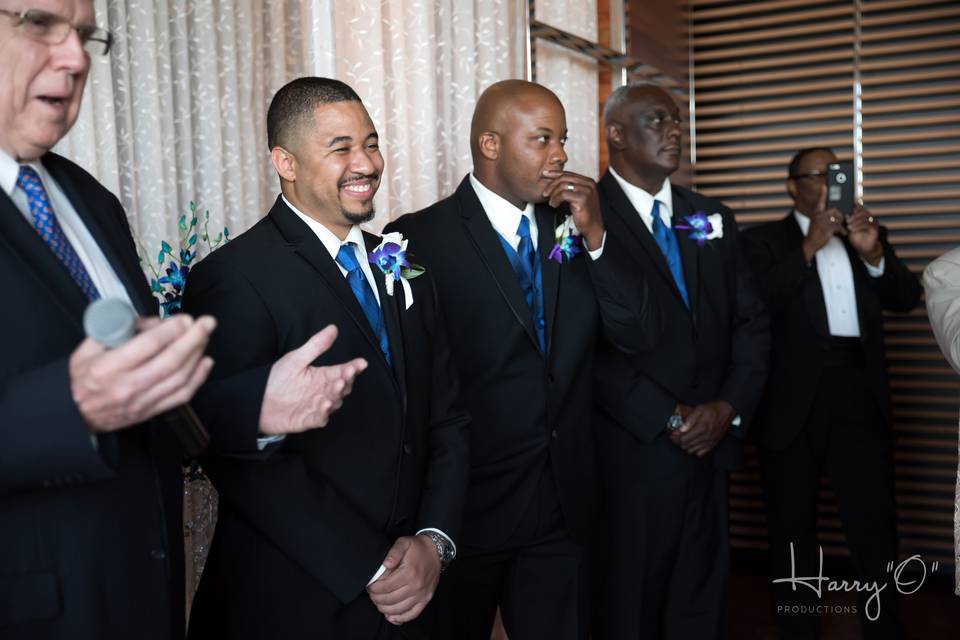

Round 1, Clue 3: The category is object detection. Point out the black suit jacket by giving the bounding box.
[385,176,659,548]
[594,171,770,471]
[741,212,921,450]
[0,153,185,639]
[182,197,470,639]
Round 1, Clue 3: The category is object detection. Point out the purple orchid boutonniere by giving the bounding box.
[548,216,583,263]
[674,211,724,247]
[368,232,425,310]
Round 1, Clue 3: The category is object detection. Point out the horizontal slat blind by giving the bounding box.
[691,0,959,567]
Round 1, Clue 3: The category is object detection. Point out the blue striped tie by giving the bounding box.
[17,165,100,301]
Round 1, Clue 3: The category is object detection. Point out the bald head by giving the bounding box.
[470,80,564,162]
[467,80,569,209]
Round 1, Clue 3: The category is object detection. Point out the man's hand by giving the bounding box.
[541,170,605,250]
[258,325,367,435]
[69,314,216,433]
[367,534,442,625]
[846,204,882,265]
[669,400,736,457]
[802,186,846,263]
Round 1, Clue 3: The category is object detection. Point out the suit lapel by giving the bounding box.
[364,231,407,396]
[598,172,688,309]
[536,204,560,355]
[784,213,830,337]
[0,190,88,326]
[268,199,386,369]
[44,156,157,316]
[457,180,541,353]
[670,186,700,317]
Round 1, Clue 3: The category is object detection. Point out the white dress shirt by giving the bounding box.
[283,195,455,582]
[793,211,885,338]
[469,173,604,259]
[609,166,674,234]
[0,149,132,305]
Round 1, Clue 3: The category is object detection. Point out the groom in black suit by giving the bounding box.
[386,80,660,639]
[182,77,470,639]
[592,83,769,640]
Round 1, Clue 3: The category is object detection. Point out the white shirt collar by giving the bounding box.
[0,148,47,200]
[282,194,368,260]
[469,172,536,247]
[793,210,811,235]
[608,166,673,231]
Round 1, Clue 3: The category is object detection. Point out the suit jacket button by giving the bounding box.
[403,443,413,455]
[150,549,167,560]
[551,430,558,440]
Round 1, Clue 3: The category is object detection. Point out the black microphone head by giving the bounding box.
[83,298,138,348]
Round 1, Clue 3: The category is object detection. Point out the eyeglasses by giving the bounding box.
[641,111,684,132]
[790,170,828,181]
[0,8,113,56]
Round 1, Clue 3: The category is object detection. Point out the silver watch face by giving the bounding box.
[667,413,684,430]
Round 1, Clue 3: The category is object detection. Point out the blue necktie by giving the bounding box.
[17,166,100,301]
[514,216,546,352]
[650,200,689,309]
[335,243,391,366]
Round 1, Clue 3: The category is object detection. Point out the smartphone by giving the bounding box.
[827,161,854,217]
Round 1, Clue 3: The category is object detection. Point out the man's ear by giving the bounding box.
[785,178,798,202]
[606,123,626,151]
[477,132,500,161]
[271,146,297,183]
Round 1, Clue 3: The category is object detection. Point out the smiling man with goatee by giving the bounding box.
[182,77,470,640]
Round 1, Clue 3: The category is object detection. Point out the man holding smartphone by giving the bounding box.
[741,147,920,639]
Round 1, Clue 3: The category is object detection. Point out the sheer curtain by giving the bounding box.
[58,0,524,248]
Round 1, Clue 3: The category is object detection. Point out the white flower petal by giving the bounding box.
[707,213,724,240]
[401,278,414,310]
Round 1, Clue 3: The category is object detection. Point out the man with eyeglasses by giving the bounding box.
[592,82,769,639]
[742,147,919,638]
[0,2,214,638]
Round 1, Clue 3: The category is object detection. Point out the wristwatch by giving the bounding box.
[419,531,455,572]
[666,410,684,432]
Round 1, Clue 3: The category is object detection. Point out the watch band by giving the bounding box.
[419,531,454,571]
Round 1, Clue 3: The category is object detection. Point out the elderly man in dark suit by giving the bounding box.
[182,77,470,640]
[0,1,217,637]
[592,82,770,640]
[1,4,364,637]
[386,79,659,639]
[742,147,920,639]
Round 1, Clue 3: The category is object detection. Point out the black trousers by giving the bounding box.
[432,464,583,640]
[593,428,728,640]
[761,362,903,640]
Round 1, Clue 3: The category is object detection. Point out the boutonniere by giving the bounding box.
[674,212,723,247]
[548,216,583,263]
[368,232,425,310]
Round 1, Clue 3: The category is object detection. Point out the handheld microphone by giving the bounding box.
[83,298,211,457]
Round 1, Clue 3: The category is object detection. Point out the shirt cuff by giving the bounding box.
[731,415,742,427]
[863,255,885,277]
[256,434,285,451]
[367,563,387,586]
[416,527,457,558]
[587,231,606,261]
